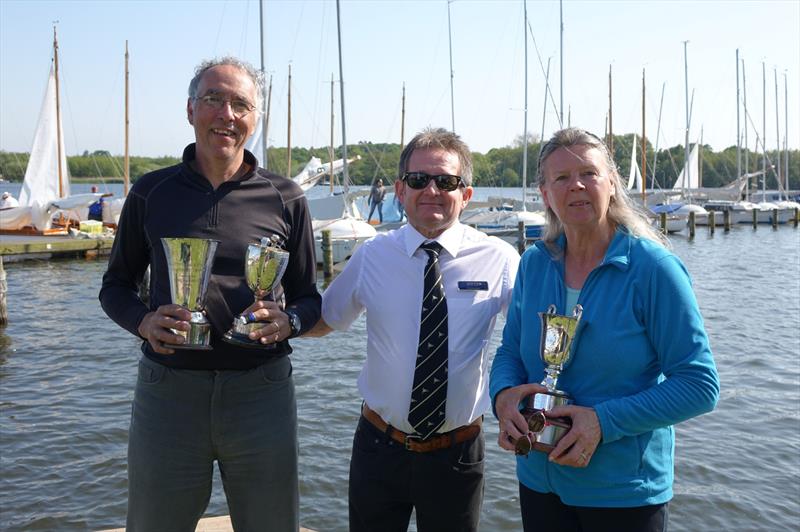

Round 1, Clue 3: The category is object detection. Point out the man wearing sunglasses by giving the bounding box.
[306,128,519,531]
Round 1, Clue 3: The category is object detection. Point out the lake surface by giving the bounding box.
[1,192,799,530]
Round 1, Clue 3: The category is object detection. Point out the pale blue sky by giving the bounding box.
[1,0,798,158]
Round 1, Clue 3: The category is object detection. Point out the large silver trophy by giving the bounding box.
[223,236,290,348]
[160,237,219,350]
[515,304,583,456]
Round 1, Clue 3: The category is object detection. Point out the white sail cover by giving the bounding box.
[627,134,642,191]
[672,143,699,190]
[19,63,70,208]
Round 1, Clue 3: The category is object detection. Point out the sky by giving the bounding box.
[1,0,798,159]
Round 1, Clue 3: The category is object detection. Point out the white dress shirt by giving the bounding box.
[322,222,519,433]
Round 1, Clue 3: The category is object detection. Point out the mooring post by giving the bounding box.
[724,209,732,232]
[0,256,7,325]
[659,212,667,234]
[752,208,758,229]
[517,221,526,254]
[322,230,333,281]
[708,211,715,235]
[772,208,778,229]
[794,207,799,227]
[688,211,696,239]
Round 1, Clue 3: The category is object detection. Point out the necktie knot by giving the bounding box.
[420,241,443,258]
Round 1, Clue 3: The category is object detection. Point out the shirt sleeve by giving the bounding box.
[593,253,720,443]
[489,250,530,416]
[98,190,152,338]
[321,241,367,330]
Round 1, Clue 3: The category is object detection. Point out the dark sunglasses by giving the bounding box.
[402,172,464,192]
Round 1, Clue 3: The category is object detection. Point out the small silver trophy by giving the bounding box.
[223,236,290,348]
[160,237,219,350]
[515,304,583,456]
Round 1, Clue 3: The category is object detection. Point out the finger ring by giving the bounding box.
[248,312,257,323]
[579,451,588,462]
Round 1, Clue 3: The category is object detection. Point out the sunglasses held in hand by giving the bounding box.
[402,172,464,192]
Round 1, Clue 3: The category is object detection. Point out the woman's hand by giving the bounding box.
[546,404,602,468]
[239,300,292,345]
[494,383,548,452]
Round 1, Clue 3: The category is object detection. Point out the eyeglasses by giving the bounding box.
[402,172,464,192]
[194,94,257,118]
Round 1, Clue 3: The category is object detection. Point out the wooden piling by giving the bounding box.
[724,209,732,232]
[794,207,799,227]
[708,211,715,235]
[659,212,667,234]
[688,211,696,238]
[752,208,758,228]
[321,229,333,280]
[772,208,778,229]
[517,221,526,254]
[0,257,7,325]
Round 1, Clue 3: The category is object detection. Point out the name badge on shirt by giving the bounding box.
[458,281,489,291]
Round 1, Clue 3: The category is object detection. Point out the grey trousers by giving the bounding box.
[126,355,298,532]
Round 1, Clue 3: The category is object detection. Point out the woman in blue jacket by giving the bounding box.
[490,128,719,531]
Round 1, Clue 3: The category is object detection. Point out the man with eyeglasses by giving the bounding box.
[99,57,320,531]
[306,127,519,531]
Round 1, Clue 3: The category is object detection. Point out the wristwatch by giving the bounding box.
[285,309,301,338]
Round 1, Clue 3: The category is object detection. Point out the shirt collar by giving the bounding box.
[401,222,465,259]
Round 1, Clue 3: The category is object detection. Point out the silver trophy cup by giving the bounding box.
[516,304,583,455]
[160,237,219,350]
[223,236,290,348]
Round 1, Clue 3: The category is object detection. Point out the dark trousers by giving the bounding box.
[520,483,669,532]
[348,414,484,532]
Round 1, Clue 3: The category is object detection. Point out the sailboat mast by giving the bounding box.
[559,0,564,125]
[447,0,455,132]
[607,65,613,154]
[53,26,64,199]
[742,59,749,200]
[335,0,351,209]
[400,83,406,150]
[287,64,292,177]
[124,40,130,196]
[329,74,335,194]
[540,57,551,153]
[652,82,665,190]
[762,61,766,199]
[265,75,272,170]
[641,68,646,202]
[785,72,789,194]
[683,41,690,194]
[774,68,781,196]
[736,49,741,183]
[521,0,528,211]
[258,0,268,169]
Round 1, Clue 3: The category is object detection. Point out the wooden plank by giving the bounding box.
[98,515,316,532]
[0,235,115,257]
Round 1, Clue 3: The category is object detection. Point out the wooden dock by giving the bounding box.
[98,515,315,531]
[0,233,115,261]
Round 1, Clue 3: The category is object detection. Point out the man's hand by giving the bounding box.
[494,383,548,452]
[137,304,192,355]
[239,300,291,345]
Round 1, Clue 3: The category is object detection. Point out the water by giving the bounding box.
[1,206,799,530]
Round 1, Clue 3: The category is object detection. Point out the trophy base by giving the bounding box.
[163,342,213,351]
[222,331,277,349]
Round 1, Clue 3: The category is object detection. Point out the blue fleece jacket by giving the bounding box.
[489,229,719,507]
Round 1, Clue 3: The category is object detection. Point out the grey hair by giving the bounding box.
[537,127,668,247]
[398,127,474,186]
[187,56,264,113]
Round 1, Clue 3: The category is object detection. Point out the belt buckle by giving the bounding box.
[404,433,422,450]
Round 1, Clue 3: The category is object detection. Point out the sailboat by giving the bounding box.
[0,28,101,234]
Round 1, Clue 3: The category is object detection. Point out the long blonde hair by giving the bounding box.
[537,128,668,247]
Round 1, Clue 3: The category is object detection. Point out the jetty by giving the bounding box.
[0,233,114,262]
[99,515,315,531]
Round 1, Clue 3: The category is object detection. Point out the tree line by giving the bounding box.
[1,137,797,191]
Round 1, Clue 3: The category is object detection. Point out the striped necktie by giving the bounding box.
[408,241,448,439]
